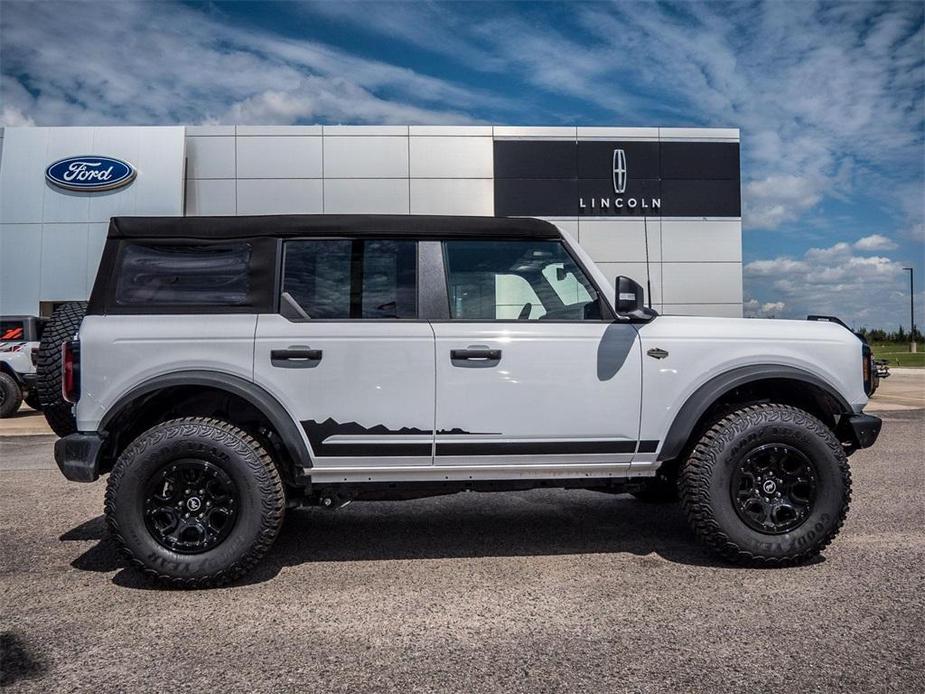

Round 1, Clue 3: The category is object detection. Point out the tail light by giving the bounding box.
[862,343,873,396]
[62,340,81,403]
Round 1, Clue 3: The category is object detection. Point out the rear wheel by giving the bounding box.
[0,372,23,418]
[105,417,286,587]
[679,404,850,566]
[36,302,86,436]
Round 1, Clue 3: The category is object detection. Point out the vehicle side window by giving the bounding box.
[1,320,26,341]
[283,239,417,319]
[114,243,251,306]
[442,240,603,321]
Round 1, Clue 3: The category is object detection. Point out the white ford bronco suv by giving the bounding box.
[50,215,881,586]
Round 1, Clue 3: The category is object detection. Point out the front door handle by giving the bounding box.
[271,348,323,368]
[450,348,501,361]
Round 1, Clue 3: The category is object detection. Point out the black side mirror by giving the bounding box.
[614,276,657,321]
[615,276,644,313]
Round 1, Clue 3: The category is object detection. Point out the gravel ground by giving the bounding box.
[1,408,923,693]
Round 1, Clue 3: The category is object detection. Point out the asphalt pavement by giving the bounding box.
[0,381,923,692]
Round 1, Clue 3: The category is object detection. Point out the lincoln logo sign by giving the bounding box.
[579,147,661,213]
[45,156,136,192]
[612,148,627,194]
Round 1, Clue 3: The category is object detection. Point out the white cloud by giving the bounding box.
[744,175,826,229]
[903,223,925,244]
[0,2,500,126]
[0,106,34,127]
[744,242,910,327]
[854,234,898,252]
[300,2,924,233]
[744,298,786,318]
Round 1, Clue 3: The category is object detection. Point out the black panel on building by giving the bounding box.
[493,138,741,218]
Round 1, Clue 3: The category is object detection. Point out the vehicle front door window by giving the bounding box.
[442,240,603,321]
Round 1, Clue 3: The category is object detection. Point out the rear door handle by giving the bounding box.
[450,348,501,361]
[271,348,323,368]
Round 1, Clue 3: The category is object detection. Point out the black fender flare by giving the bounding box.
[657,364,852,461]
[99,370,311,469]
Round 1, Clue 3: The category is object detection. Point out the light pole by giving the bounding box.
[903,267,916,353]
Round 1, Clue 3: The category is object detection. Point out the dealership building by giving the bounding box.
[0,125,742,317]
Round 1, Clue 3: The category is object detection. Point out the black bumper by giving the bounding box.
[845,413,882,449]
[54,433,104,482]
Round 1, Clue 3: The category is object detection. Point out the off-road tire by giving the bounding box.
[36,302,86,436]
[0,372,23,418]
[679,404,851,566]
[105,417,286,588]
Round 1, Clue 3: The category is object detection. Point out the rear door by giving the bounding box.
[430,238,642,472]
[254,238,436,468]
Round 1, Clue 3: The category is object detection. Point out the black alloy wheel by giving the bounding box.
[106,417,286,587]
[144,459,240,554]
[730,444,818,534]
[679,404,851,566]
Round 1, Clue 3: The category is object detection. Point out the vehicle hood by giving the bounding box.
[637,315,860,345]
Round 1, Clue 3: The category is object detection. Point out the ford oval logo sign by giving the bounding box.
[45,155,136,192]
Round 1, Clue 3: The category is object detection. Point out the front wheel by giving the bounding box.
[105,417,286,587]
[0,372,23,418]
[679,404,851,566]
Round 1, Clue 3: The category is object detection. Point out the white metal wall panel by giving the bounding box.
[40,223,88,299]
[578,219,649,262]
[0,224,42,314]
[662,262,743,305]
[409,136,493,178]
[660,220,742,262]
[236,125,322,136]
[186,179,236,216]
[323,136,409,178]
[185,136,235,179]
[0,127,47,223]
[86,223,108,291]
[324,178,409,214]
[661,303,743,318]
[236,179,323,215]
[236,136,322,179]
[409,178,492,215]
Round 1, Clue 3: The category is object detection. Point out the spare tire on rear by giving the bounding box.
[36,302,87,437]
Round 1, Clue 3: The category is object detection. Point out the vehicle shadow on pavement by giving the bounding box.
[0,632,48,687]
[63,490,822,589]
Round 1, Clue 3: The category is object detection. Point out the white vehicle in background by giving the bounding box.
[45,215,881,587]
[0,315,45,417]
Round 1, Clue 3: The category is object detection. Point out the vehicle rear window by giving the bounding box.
[0,321,25,341]
[283,239,417,319]
[114,243,252,306]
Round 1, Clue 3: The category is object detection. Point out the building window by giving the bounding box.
[442,240,603,321]
[283,239,417,319]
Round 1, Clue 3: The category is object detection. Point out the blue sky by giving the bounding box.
[2,1,923,329]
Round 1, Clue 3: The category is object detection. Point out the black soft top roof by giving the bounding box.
[108,215,560,240]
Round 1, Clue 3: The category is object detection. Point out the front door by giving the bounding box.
[431,238,642,472]
[254,238,435,468]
